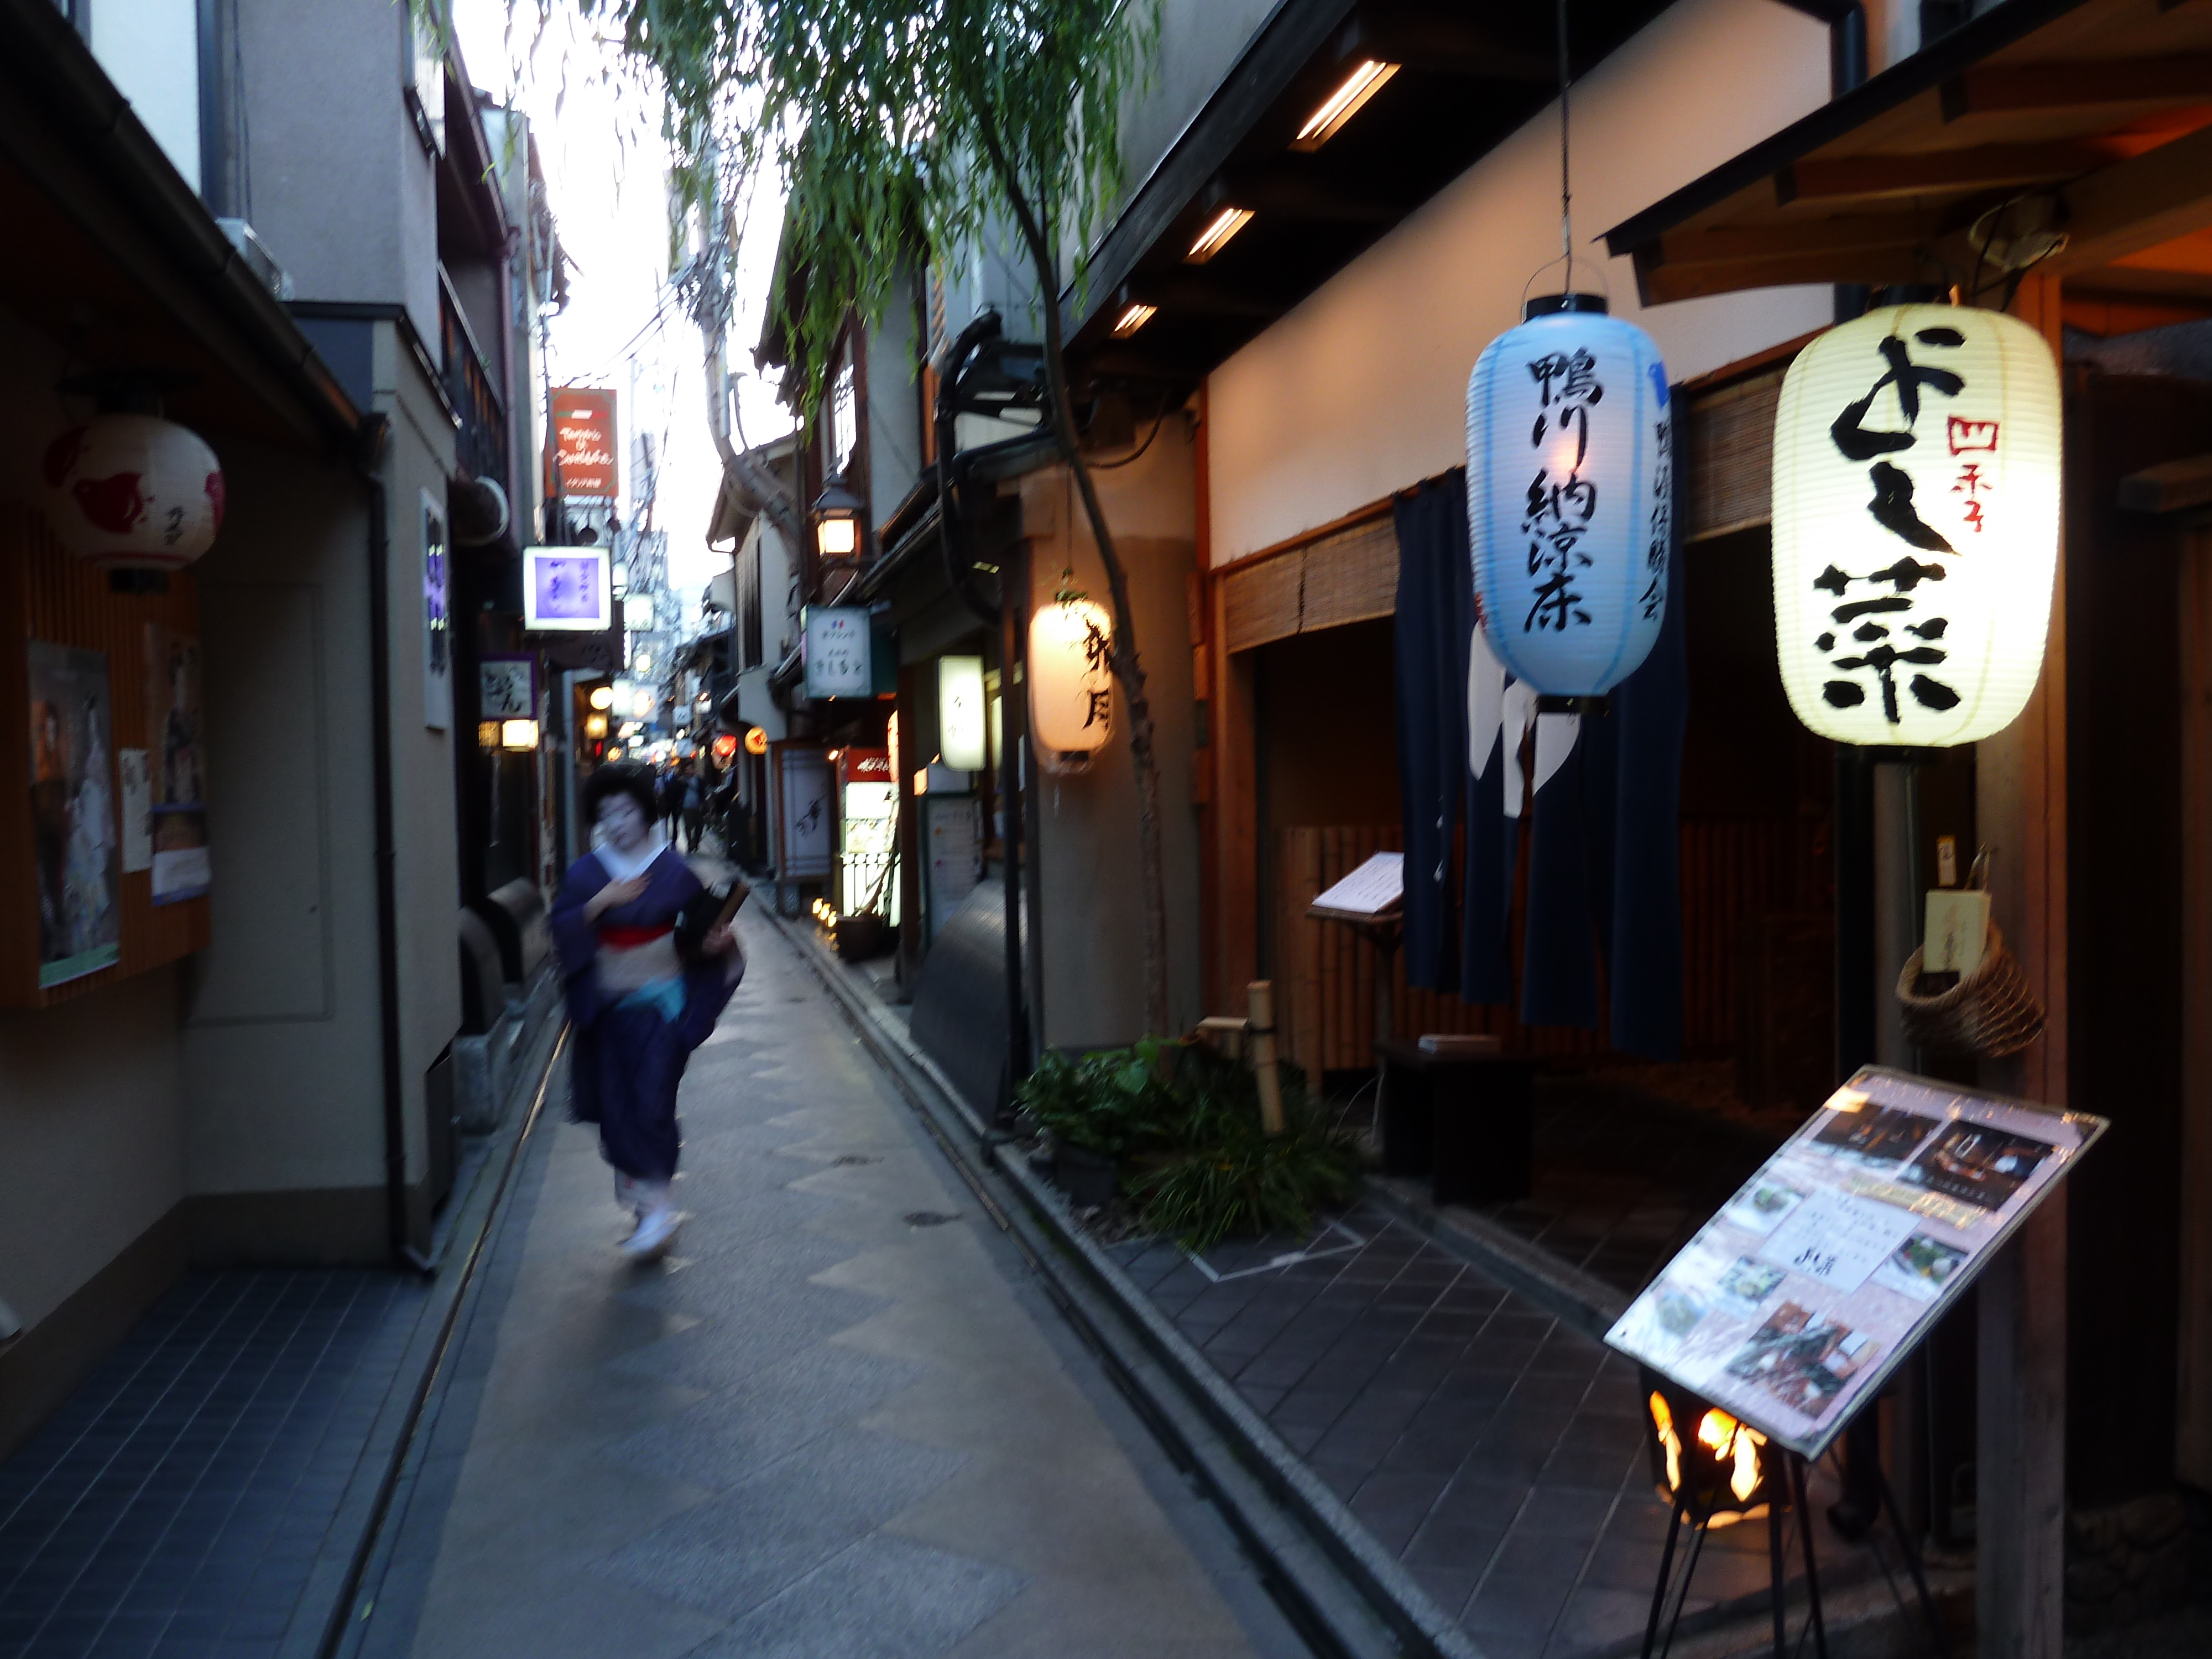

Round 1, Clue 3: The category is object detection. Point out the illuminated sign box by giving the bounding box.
[521,545,612,632]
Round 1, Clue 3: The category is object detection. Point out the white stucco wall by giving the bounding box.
[1205,0,1837,563]
[90,0,202,192]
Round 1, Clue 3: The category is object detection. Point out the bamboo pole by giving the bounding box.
[1248,979,1285,1136]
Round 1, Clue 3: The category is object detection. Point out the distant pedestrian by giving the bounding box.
[551,765,744,1258]
[656,763,685,827]
[681,763,706,852]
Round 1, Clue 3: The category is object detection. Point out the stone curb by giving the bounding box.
[286,1017,568,1659]
[760,906,1484,1659]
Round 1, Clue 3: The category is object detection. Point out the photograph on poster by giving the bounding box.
[1605,1068,2106,1457]
[1724,1302,1880,1421]
[1897,1121,2056,1211]
[1721,1178,1806,1237]
[1811,1101,1938,1167]
[144,623,209,903]
[28,641,120,986]
[1717,1257,1786,1317]
[1872,1233,1971,1303]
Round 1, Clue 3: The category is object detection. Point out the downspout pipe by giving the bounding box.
[1773,0,1870,318]
[355,413,429,1276]
[933,307,1039,1117]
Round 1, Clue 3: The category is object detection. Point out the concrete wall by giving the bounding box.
[1204,0,1835,562]
[237,0,440,348]
[1021,421,1204,1045]
[868,280,924,529]
[1114,0,1278,204]
[88,0,203,192]
[0,311,190,1362]
[183,322,459,1261]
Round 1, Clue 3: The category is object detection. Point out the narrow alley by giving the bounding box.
[349,898,1306,1659]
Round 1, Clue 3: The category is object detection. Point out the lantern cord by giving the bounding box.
[1557,0,1572,267]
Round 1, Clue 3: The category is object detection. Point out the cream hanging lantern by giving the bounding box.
[1772,304,2060,746]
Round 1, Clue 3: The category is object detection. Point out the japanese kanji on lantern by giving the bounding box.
[1772,304,2060,747]
[43,414,225,572]
[1465,295,1673,698]
[1029,594,1113,776]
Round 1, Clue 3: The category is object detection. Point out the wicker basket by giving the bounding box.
[1895,922,2044,1058]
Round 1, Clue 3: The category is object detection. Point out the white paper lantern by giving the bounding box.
[1029,598,1113,775]
[43,414,225,571]
[1466,296,1673,697]
[1772,304,2059,746]
[937,654,987,771]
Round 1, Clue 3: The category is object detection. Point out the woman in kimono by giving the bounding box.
[552,765,744,1258]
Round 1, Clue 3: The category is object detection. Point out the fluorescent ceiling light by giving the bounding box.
[1111,302,1157,337]
[1292,60,1400,152]
[1186,206,1253,264]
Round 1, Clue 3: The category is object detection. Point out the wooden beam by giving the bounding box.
[2119,452,2212,514]
[1653,212,1931,269]
[1335,12,1554,82]
[2176,525,2212,1491]
[2048,117,2212,273]
[1120,275,1288,320]
[1210,169,1409,225]
[1974,268,2068,1659]
[1780,140,2116,203]
[1942,55,2212,118]
[1637,244,1931,306]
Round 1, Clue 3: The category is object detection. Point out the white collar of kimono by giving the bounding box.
[593,828,670,883]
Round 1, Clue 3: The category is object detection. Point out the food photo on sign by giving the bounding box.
[1606,1067,2105,1457]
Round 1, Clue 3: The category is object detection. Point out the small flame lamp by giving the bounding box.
[812,471,864,561]
[1642,1373,1774,1528]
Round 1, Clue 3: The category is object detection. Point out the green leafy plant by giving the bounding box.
[1016,1039,1363,1247]
[1014,1036,1177,1157]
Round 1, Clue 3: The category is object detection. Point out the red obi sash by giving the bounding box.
[599,923,674,948]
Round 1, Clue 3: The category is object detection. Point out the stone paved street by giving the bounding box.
[1112,1207,1829,1658]
[352,900,1305,1659]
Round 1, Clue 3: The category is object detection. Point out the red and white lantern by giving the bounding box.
[43,414,225,572]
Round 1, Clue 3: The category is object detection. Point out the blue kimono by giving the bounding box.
[550,841,741,1180]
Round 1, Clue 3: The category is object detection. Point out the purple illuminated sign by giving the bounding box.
[521,546,611,632]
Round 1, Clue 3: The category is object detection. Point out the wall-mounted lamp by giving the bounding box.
[1111,302,1157,338]
[812,471,864,560]
[1292,60,1400,150]
[1186,206,1253,264]
[500,718,540,751]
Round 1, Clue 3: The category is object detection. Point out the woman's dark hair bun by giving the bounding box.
[582,764,659,826]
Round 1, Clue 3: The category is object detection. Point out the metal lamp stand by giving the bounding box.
[1639,1446,1951,1659]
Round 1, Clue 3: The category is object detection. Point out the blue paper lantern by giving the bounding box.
[1465,295,1673,698]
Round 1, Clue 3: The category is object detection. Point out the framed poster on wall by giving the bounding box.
[27,641,121,986]
[143,623,208,904]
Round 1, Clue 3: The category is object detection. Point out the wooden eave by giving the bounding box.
[1062,0,1676,393]
[1603,0,2212,307]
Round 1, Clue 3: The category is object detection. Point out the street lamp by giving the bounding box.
[812,471,864,560]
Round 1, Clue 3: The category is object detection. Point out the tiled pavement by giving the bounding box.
[0,1270,430,1659]
[1463,1081,1789,1299]
[1112,1202,1822,1659]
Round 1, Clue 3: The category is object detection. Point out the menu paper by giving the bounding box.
[1605,1067,2105,1457]
[1309,852,1405,919]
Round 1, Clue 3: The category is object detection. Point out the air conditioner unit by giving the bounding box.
[216,217,295,301]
